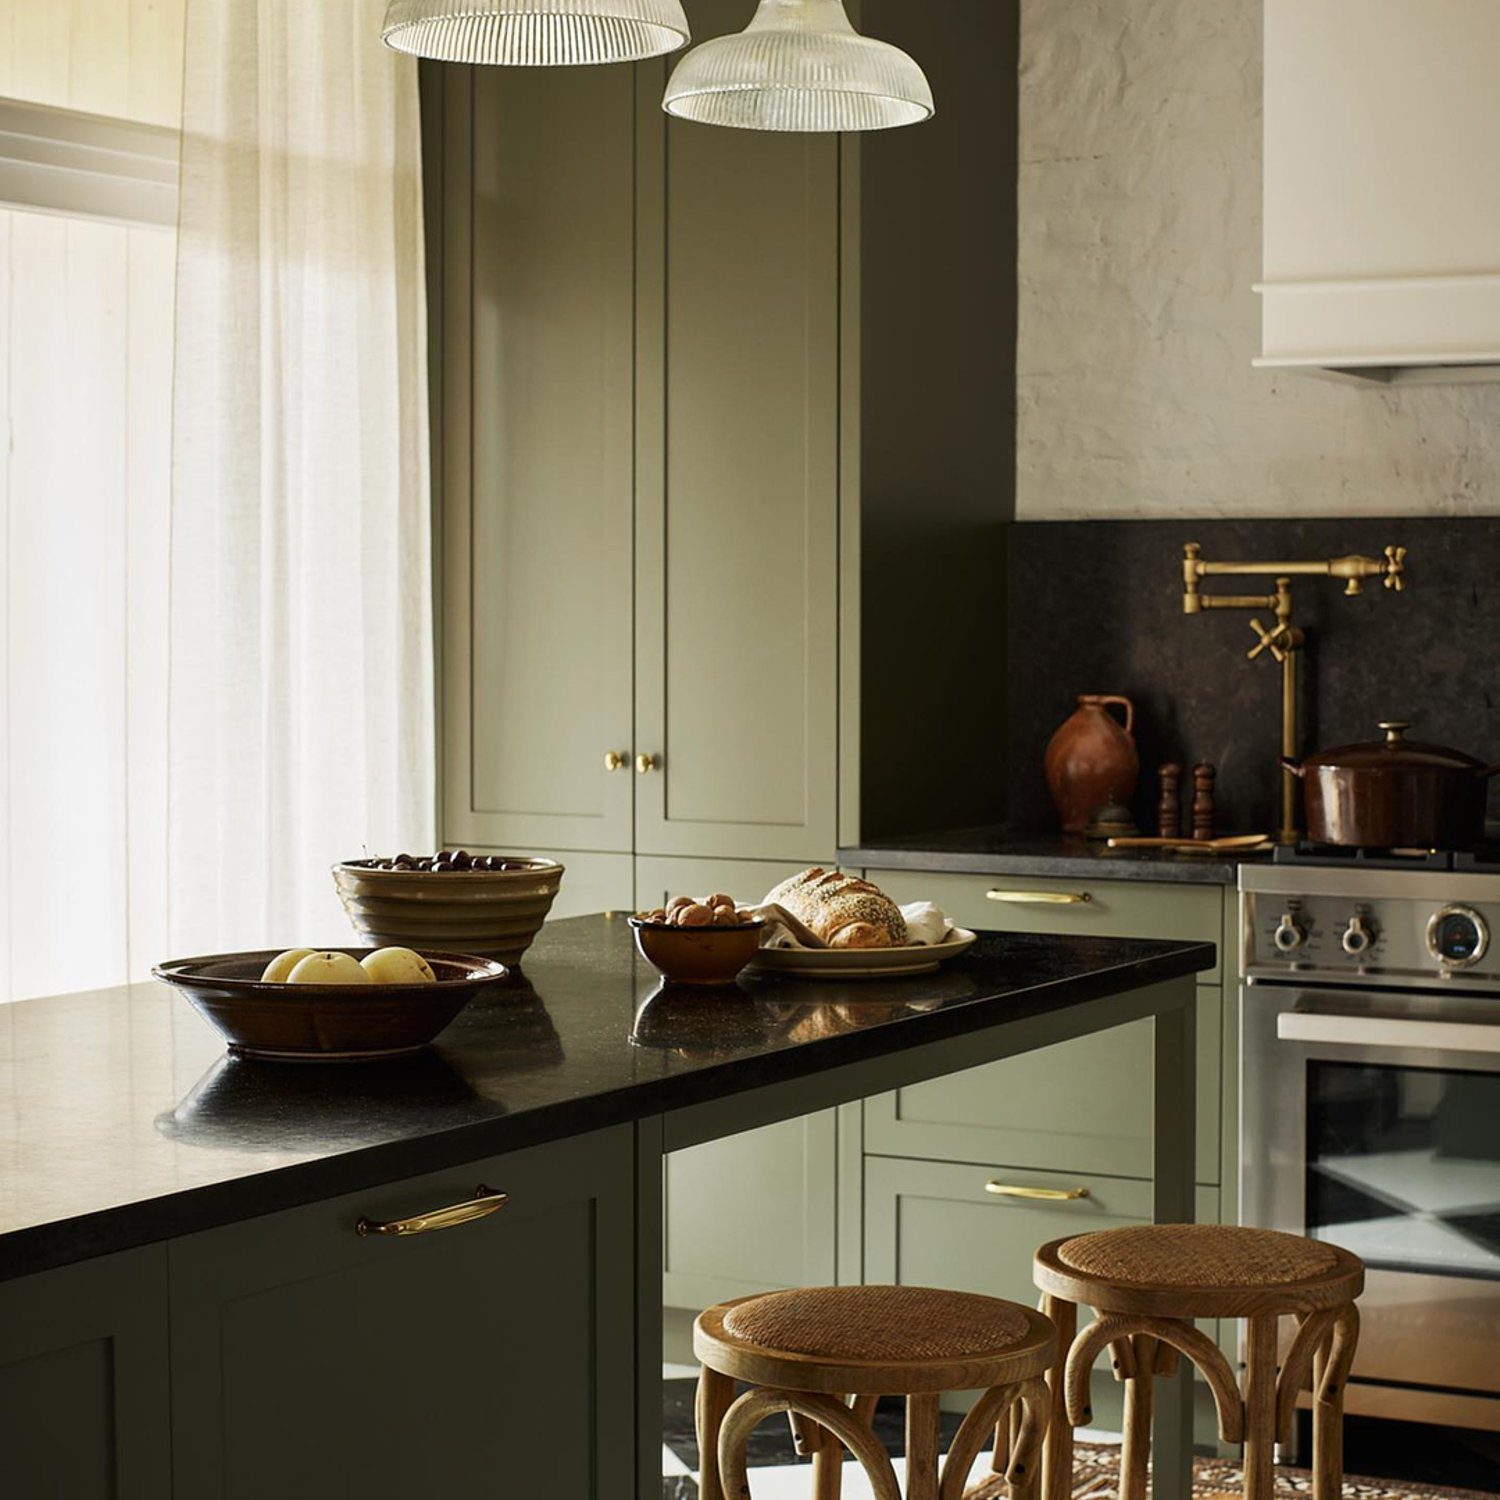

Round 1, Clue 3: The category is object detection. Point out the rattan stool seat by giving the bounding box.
[1035,1223,1364,1319]
[697,1284,1056,1395]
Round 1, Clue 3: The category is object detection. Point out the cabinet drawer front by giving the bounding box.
[864,1158,1219,1398]
[866,986,1221,1185]
[867,869,1223,987]
[170,1127,636,1500]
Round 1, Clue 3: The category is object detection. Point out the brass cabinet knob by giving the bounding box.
[636,753,661,775]
[604,751,628,772]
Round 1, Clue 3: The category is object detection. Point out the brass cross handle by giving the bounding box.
[1247,617,1289,664]
[1384,545,1407,590]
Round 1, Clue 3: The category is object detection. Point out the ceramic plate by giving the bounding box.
[746,927,978,980]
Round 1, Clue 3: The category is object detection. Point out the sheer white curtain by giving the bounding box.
[169,0,434,952]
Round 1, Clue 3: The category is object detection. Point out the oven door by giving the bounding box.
[1241,983,1500,1423]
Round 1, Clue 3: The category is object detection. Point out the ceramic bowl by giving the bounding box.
[153,949,509,1062]
[628,918,765,986]
[332,857,564,966]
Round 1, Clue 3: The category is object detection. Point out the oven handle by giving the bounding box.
[1277,1010,1500,1055]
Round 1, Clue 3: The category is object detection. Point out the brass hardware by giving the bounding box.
[1380,720,1412,744]
[986,889,1092,905]
[356,1186,508,1238]
[1180,542,1408,843]
[985,1182,1090,1202]
[604,751,628,772]
[635,752,661,775]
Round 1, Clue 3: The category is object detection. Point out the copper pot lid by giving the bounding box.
[1302,720,1488,774]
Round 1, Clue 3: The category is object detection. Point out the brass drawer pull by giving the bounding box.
[356,1186,508,1238]
[985,1182,1090,1202]
[986,889,1092,905]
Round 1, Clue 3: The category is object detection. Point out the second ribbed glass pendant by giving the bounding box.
[662,0,933,132]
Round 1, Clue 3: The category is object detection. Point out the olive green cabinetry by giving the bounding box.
[0,1245,171,1498]
[170,1128,636,1500]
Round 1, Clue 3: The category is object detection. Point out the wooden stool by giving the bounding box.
[1032,1224,1364,1500]
[694,1284,1057,1500]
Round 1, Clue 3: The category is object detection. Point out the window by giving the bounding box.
[0,2,184,1000]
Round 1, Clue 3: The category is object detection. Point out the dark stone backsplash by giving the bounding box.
[1002,518,1500,837]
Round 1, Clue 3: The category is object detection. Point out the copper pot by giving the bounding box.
[1283,721,1500,850]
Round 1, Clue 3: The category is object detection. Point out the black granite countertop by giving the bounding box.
[0,916,1213,1281]
[842,826,1269,885]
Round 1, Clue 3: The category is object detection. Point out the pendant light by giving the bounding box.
[381,0,690,67]
[662,0,932,133]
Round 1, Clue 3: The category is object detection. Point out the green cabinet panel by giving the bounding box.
[169,1128,636,1500]
[663,1111,838,1311]
[486,846,633,919]
[633,2,839,863]
[0,1246,171,1500]
[867,869,1224,987]
[439,66,636,856]
[865,986,1221,1186]
[634,854,813,912]
[863,1156,1222,1437]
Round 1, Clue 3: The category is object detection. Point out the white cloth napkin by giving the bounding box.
[752,900,954,950]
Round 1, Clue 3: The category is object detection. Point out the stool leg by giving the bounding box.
[697,1366,737,1500]
[1243,1314,1280,1500]
[1312,1304,1359,1500]
[1039,1295,1077,1500]
[810,1397,857,1500]
[1119,1335,1156,1500]
[907,1393,942,1500]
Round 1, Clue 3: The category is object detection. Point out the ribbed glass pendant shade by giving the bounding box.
[382,0,690,66]
[662,0,932,132]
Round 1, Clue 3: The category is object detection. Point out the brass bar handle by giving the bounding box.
[986,890,1092,905]
[356,1186,508,1238]
[985,1182,1090,1202]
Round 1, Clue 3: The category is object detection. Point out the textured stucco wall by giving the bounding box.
[1016,0,1500,519]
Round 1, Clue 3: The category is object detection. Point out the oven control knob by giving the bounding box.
[1341,914,1375,957]
[1273,913,1306,953]
[1426,905,1490,969]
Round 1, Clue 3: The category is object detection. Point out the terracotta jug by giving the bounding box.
[1044,695,1139,834]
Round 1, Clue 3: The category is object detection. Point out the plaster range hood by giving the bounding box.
[1258,0,1500,386]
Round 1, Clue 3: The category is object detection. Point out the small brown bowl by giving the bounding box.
[628,918,765,986]
[153,949,510,1062]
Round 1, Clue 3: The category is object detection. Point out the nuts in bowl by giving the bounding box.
[629,894,764,985]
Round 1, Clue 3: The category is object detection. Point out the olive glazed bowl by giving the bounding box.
[332,857,564,966]
[627,918,766,986]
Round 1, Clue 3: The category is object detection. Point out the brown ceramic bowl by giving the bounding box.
[628,918,765,986]
[153,949,510,1062]
[332,857,564,966]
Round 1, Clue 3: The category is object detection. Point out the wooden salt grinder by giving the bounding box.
[1157,763,1183,840]
[1193,763,1217,842]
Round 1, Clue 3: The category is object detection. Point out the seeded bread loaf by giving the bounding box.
[763,868,908,949]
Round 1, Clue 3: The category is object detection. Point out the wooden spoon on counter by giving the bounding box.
[1107,833,1273,854]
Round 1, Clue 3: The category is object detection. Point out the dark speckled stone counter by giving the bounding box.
[0,915,1212,1282]
[843,826,1260,885]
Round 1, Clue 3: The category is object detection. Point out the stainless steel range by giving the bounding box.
[1241,858,1500,1433]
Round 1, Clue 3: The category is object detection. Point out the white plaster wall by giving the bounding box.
[1016,0,1500,519]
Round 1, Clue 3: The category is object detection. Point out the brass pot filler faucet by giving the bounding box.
[1180,542,1407,843]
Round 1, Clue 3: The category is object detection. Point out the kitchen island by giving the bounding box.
[0,915,1212,1500]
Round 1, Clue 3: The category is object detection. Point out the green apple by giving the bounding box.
[287,951,371,985]
[361,947,437,984]
[261,948,315,983]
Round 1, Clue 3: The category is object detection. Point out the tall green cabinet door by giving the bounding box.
[439,65,636,856]
[168,1128,637,1500]
[632,4,840,863]
[0,1246,171,1499]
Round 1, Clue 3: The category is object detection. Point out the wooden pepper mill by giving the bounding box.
[1157,763,1183,840]
[1192,763,1217,842]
